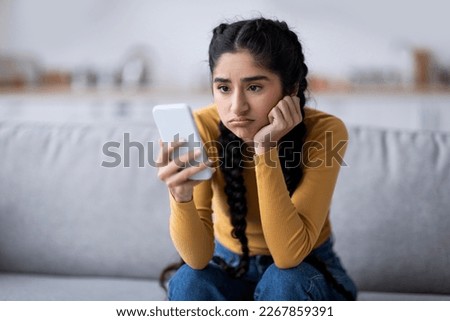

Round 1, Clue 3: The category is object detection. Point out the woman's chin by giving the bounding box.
[232,131,254,142]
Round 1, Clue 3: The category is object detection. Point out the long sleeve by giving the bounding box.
[254,117,348,268]
[169,178,215,269]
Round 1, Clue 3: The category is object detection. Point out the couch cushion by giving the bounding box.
[332,126,450,295]
[357,291,450,301]
[0,272,165,300]
[0,120,178,279]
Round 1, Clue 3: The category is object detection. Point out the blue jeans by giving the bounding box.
[168,237,357,301]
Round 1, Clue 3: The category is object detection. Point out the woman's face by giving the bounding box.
[212,50,284,141]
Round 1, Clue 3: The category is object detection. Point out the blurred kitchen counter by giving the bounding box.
[1,86,450,131]
[2,84,450,98]
[0,86,214,107]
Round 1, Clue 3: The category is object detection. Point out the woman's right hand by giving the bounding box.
[156,140,213,203]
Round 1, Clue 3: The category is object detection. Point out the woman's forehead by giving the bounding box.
[213,51,276,79]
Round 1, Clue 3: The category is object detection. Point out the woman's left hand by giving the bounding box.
[253,95,302,155]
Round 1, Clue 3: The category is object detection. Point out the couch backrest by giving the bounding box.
[332,126,450,295]
[0,120,179,279]
[2,119,450,294]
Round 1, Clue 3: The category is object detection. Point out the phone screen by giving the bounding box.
[153,104,213,180]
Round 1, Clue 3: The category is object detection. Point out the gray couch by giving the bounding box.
[1,115,449,300]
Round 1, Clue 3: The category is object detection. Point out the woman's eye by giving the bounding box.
[217,85,230,93]
[248,85,261,92]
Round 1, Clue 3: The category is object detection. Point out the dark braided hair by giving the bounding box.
[209,18,309,278]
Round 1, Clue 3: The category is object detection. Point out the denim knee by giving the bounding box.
[254,263,324,301]
[168,264,229,301]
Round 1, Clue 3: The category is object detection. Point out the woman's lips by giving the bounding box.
[229,118,254,126]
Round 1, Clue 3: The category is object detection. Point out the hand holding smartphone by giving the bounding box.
[153,104,214,181]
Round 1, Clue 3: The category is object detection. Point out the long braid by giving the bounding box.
[279,56,308,195]
[211,122,250,278]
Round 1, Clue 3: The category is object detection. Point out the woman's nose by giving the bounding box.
[230,90,249,115]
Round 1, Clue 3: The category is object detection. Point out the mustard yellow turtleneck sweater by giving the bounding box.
[168,104,348,269]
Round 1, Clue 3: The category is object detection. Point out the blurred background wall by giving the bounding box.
[0,0,449,129]
[0,0,449,91]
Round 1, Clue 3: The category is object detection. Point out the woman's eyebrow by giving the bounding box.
[213,77,230,83]
[241,75,269,82]
[213,75,270,83]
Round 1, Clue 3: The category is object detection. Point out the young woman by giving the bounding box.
[156,17,357,301]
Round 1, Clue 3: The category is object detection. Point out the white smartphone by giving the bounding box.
[152,103,214,180]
